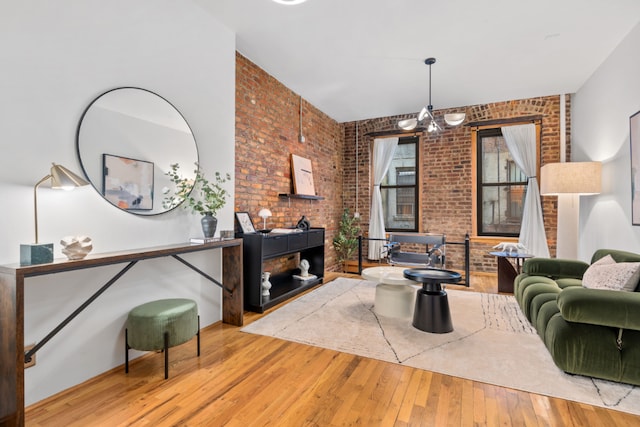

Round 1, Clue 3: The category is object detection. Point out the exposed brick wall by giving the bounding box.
[341,95,570,273]
[235,51,569,274]
[235,53,344,272]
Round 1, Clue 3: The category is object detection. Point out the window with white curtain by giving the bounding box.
[380,136,418,231]
[476,127,529,237]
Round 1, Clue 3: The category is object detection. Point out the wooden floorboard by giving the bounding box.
[25,272,640,426]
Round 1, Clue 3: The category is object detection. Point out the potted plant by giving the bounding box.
[332,208,361,272]
[163,162,231,238]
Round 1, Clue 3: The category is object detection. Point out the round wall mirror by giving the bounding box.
[76,87,198,215]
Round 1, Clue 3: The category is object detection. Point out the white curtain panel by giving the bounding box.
[501,124,550,258]
[368,137,399,259]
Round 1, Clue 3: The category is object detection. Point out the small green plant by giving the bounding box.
[163,163,231,216]
[333,208,361,264]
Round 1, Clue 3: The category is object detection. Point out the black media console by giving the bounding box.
[242,228,324,312]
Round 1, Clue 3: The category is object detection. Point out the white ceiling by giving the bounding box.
[195,0,640,123]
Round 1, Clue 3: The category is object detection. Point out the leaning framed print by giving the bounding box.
[102,154,154,210]
[235,211,256,234]
[291,154,316,196]
[631,110,640,225]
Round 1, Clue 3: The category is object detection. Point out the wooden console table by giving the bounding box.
[0,239,243,426]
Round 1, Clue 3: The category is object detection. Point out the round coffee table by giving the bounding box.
[403,268,461,333]
[361,266,417,318]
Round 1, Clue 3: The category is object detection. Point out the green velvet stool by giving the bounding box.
[125,298,200,379]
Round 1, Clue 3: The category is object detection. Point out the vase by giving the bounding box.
[201,213,218,238]
[262,272,272,297]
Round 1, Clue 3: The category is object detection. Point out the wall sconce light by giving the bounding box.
[258,208,273,233]
[20,163,89,265]
[541,161,602,259]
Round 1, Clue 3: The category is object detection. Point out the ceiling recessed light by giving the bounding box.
[272,0,308,5]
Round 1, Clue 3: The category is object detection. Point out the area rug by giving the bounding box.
[241,277,640,415]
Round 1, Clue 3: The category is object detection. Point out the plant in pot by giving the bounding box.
[332,208,361,273]
[163,163,231,238]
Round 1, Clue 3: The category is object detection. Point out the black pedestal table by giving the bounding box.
[403,268,462,333]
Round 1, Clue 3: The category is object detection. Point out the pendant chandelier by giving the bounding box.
[398,57,466,132]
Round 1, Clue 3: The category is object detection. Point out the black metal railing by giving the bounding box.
[356,233,471,287]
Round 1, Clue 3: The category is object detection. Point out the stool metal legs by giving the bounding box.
[125,329,130,373]
[197,315,201,356]
[125,316,200,380]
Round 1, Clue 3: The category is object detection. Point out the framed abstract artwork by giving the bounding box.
[102,154,154,210]
[291,154,316,196]
[631,110,640,225]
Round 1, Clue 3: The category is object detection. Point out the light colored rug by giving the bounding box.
[242,277,640,415]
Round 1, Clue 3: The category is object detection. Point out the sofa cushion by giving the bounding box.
[558,286,640,330]
[555,277,583,289]
[582,255,640,291]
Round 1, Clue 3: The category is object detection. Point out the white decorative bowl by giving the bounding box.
[60,235,93,260]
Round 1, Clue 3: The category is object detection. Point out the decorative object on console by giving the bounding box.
[220,230,235,239]
[163,162,230,238]
[296,215,311,231]
[258,208,272,232]
[293,259,317,281]
[540,161,601,259]
[235,211,256,234]
[291,154,316,196]
[299,259,310,276]
[60,236,93,260]
[20,163,89,266]
[270,228,302,234]
[189,237,218,244]
[397,57,466,132]
[262,272,272,296]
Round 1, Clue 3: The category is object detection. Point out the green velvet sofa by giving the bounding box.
[514,249,640,386]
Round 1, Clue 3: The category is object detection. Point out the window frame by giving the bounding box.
[380,136,419,232]
[471,121,541,241]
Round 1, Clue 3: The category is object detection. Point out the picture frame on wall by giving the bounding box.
[631,110,640,225]
[102,153,154,210]
[291,154,316,196]
[235,211,256,234]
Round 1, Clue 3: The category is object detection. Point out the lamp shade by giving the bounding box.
[398,118,418,131]
[258,208,272,219]
[21,162,89,265]
[50,163,89,189]
[444,113,466,126]
[540,162,602,195]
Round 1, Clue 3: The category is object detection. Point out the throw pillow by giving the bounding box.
[582,254,640,291]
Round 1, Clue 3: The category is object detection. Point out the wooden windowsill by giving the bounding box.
[470,236,519,246]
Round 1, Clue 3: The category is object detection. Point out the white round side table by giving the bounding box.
[362,266,417,318]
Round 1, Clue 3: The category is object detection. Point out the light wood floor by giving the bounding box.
[25,272,640,426]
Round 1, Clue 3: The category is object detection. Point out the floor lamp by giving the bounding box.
[540,162,602,259]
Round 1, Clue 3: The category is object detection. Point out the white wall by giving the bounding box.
[572,22,640,261]
[0,1,236,405]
